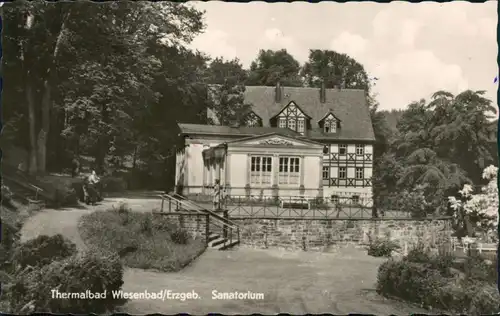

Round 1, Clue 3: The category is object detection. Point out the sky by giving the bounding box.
[188,1,498,112]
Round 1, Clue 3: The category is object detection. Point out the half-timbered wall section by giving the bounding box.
[321,143,373,201]
[274,102,309,134]
[244,111,262,127]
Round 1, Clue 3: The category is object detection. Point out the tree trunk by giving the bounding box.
[26,82,38,174]
[132,146,138,169]
[35,8,72,173]
[38,79,51,173]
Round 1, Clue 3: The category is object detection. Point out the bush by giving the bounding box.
[377,259,445,308]
[101,177,127,192]
[79,210,206,272]
[377,254,500,314]
[458,253,497,284]
[12,234,77,270]
[405,244,454,277]
[367,238,400,257]
[9,248,125,314]
[170,229,190,245]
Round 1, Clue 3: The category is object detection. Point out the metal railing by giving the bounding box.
[160,193,240,248]
[219,195,437,220]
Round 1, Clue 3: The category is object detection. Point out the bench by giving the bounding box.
[280,197,311,209]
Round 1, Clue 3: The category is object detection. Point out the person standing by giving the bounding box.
[213,179,221,210]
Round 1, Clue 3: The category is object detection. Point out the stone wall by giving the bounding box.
[232,218,453,253]
[153,212,209,244]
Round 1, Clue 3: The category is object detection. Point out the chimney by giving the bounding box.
[319,81,326,103]
[275,81,281,103]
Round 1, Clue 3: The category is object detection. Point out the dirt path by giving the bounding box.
[20,195,428,314]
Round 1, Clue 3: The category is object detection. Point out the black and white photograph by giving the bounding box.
[1,0,498,314]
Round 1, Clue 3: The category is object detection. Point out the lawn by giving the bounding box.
[118,247,429,314]
[78,207,206,272]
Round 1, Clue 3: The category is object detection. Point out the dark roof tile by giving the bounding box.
[207,85,375,142]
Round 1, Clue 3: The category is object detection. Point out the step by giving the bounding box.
[208,233,221,243]
[208,236,227,248]
[219,240,240,251]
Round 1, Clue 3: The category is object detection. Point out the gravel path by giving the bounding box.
[20,195,427,314]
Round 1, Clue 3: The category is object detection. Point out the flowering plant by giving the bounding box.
[448,165,498,240]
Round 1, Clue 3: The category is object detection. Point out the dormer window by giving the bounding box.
[324,119,337,133]
[274,102,310,134]
[319,112,341,134]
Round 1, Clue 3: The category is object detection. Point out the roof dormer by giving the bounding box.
[272,101,311,135]
[318,111,341,134]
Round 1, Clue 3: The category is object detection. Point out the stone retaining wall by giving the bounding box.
[232,218,453,253]
[153,212,209,244]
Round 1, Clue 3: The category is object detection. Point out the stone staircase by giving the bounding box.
[162,193,240,251]
[208,232,240,250]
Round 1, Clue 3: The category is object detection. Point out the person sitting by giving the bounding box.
[86,170,102,203]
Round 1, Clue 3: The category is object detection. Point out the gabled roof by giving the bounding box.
[272,101,312,119]
[318,111,342,123]
[207,85,375,142]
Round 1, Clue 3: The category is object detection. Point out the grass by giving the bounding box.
[78,206,206,272]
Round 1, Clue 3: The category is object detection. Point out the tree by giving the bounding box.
[246,49,303,87]
[206,57,247,85]
[2,1,207,184]
[208,81,252,126]
[301,49,370,91]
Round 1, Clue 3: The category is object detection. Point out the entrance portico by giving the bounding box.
[201,133,324,198]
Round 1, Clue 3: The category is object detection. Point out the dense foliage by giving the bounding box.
[367,238,400,257]
[448,166,499,240]
[12,234,77,269]
[377,245,499,314]
[9,248,124,314]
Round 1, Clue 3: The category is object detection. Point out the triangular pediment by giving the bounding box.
[226,133,323,148]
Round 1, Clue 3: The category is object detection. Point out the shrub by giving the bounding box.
[79,210,206,272]
[101,177,127,193]
[377,255,500,314]
[53,185,78,207]
[459,253,497,284]
[1,184,13,203]
[9,248,125,314]
[377,259,449,309]
[405,244,453,277]
[367,238,400,257]
[170,229,190,245]
[12,234,77,270]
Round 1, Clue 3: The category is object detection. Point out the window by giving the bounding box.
[339,144,347,155]
[352,195,360,204]
[339,167,346,179]
[288,119,296,131]
[331,195,339,204]
[322,166,329,180]
[279,157,300,185]
[250,156,272,185]
[297,119,305,133]
[279,118,286,128]
[324,119,336,133]
[355,167,364,179]
[355,144,364,155]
